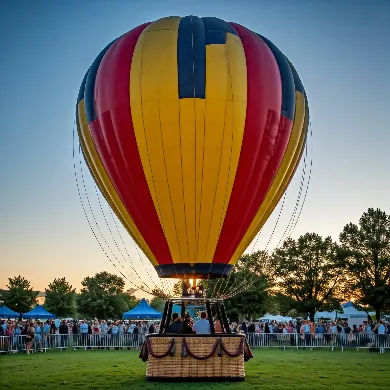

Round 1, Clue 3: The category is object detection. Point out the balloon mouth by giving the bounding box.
[154,263,233,279]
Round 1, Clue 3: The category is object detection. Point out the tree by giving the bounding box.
[266,293,297,316]
[76,272,131,319]
[0,276,38,317]
[272,233,345,321]
[150,296,166,313]
[203,251,273,320]
[338,208,390,319]
[44,277,76,318]
[150,287,170,299]
[172,279,192,297]
[224,275,270,321]
[122,292,139,312]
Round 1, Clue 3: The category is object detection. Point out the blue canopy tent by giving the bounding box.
[23,305,55,319]
[0,305,20,318]
[123,298,162,320]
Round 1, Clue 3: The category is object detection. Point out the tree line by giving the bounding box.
[1,208,389,321]
[205,207,390,321]
[0,272,140,319]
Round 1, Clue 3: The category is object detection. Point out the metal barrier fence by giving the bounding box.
[0,334,144,354]
[246,332,389,352]
[1,333,389,354]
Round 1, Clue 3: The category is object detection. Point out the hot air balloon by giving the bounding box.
[75,15,309,381]
[76,16,308,281]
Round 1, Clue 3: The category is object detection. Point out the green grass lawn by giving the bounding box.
[0,349,389,390]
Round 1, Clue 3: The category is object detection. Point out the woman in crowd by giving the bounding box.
[25,322,35,354]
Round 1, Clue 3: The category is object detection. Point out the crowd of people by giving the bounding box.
[237,319,390,335]
[1,315,389,354]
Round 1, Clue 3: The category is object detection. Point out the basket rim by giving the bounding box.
[147,334,246,339]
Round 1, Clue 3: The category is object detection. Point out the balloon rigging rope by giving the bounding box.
[276,144,308,247]
[286,124,313,238]
[92,179,171,296]
[77,144,156,295]
[91,181,161,296]
[218,191,287,299]
[73,127,154,296]
[105,203,173,298]
[105,203,150,284]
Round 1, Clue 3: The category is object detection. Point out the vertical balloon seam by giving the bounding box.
[172,17,192,265]
[222,31,292,267]
[155,18,186,270]
[79,43,157,262]
[234,34,297,254]
[118,24,174,267]
[202,21,241,268]
[198,31,232,266]
[205,43,230,263]
[195,89,207,266]
[229,36,285,262]
[94,25,173,267]
[136,19,182,275]
[171,16,193,267]
[194,21,206,265]
[177,15,199,266]
[129,25,179,270]
[130,27,173,263]
[214,24,276,262]
[192,16,199,267]
[216,22,250,278]
[78,98,156,264]
[199,18,238,270]
[245,87,306,250]
[204,40,230,271]
[196,17,223,266]
[210,37,234,278]
[88,38,159,261]
[208,32,245,272]
[214,24,282,264]
[221,31,286,264]
[192,16,198,268]
[134,29,167,238]
[95,25,171,268]
[236,36,292,263]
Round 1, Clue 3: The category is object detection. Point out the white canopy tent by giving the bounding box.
[337,306,369,327]
[315,305,370,327]
[314,311,338,320]
[259,314,293,322]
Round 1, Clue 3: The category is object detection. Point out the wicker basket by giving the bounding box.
[140,334,252,381]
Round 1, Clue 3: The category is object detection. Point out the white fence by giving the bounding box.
[246,332,389,352]
[0,333,143,353]
[1,333,389,354]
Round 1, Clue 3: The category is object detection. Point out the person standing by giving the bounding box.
[26,322,35,354]
[167,313,183,333]
[182,314,194,334]
[374,320,386,353]
[59,320,69,350]
[80,320,89,349]
[193,312,211,334]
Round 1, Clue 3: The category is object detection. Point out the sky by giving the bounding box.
[1,0,390,294]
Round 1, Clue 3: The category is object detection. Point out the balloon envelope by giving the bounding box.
[76,16,309,279]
